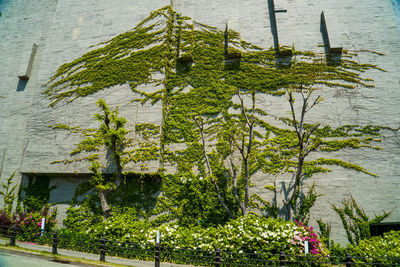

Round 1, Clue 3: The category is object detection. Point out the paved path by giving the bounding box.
[0,238,193,267]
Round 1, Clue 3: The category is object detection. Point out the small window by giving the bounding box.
[17,77,28,92]
[176,54,193,73]
[225,50,241,70]
[18,43,38,80]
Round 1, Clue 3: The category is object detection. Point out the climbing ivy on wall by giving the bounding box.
[21,174,57,213]
[45,5,384,222]
[51,99,160,218]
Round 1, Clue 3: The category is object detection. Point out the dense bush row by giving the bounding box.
[64,207,326,255]
[1,207,399,265]
[349,231,400,265]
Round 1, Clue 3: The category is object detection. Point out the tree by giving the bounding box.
[52,99,159,218]
[53,99,128,218]
[191,91,262,218]
[282,85,383,222]
[45,5,384,222]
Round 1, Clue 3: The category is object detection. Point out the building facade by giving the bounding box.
[0,0,399,243]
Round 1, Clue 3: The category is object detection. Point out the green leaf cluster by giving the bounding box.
[349,231,400,265]
[0,172,17,216]
[332,196,392,246]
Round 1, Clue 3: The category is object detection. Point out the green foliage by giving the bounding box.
[0,172,17,216]
[315,217,349,264]
[45,5,380,106]
[69,173,161,219]
[65,213,327,260]
[107,174,161,214]
[295,183,320,225]
[137,215,328,265]
[331,196,392,246]
[131,123,160,170]
[17,211,56,242]
[283,88,382,221]
[52,99,160,218]
[64,202,151,241]
[154,173,238,227]
[349,231,400,265]
[316,218,331,248]
[21,174,57,213]
[56,228,100,254]
[63,201,102,232]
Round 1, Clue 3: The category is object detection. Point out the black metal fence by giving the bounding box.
[1,224,399,266]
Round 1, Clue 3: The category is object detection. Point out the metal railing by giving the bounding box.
[0,224,399,266]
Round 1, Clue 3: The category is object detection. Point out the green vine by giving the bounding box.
[0,172,17,216]
[45,5,385,223]
[51,99,160,218]
[331,197,392,246]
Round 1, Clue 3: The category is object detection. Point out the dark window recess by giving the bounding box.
[16,43,37,91]
[370,222,400,237]
[225,51,241,70]
[176,54,193,73]
[17,78,28,92]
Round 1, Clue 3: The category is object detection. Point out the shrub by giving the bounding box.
[57,228,100,254]
[138,215,327,256]
[0,210,11,227]
[63,203,102,233]
[295,220,326,255]
[66,215,325,264]
[17,211,56,242]
[349,231,400,265]
[0,210,11,235]
[87,215,151,241]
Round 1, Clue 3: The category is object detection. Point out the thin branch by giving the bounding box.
[306,95,321,113]
[193,115,235,219]
[228,137,244,215]
[288,90,301,139]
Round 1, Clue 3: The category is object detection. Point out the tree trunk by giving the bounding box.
[99,190,111,219]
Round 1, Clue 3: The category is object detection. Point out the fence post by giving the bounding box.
[99,237,106,262]
[10,226,16,246]
[52,230,58,254]
[155,242,160,267]
[279,251,286,267]
[346,253,352,267]
[215,248,221,267]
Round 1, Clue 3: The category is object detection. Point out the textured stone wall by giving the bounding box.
[0,0,399,243]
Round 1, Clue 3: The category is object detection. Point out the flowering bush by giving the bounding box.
[121,215,327,257]
[17,211,56,241]
[349,231,400,265]
[63,212,328,263]
[0,210,12,236]
[294,220,325,255]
